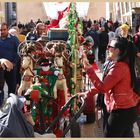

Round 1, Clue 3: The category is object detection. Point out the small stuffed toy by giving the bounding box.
[39,59,60,99]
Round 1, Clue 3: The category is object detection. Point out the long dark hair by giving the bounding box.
[113,37,137,90]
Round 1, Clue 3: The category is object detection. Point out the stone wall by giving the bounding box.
[16,2,47,23]
[87,2,106,20]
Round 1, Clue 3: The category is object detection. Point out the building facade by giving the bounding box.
[0,2,107,25]
[109,2,140,32]
[1,1,140,30]
[87,2,106,20]
[0,2,4,23]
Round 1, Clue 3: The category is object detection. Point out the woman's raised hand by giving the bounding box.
[82,52,92,71]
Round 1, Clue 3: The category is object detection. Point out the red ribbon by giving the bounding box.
[40,70,53,75]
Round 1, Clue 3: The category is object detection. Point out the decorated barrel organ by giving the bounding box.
[17,2,85,137]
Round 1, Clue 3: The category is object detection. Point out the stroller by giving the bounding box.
[0,93,34,137]
[25,91,85,137]
[0,93,85,137]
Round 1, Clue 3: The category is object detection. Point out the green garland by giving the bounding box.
[67,2,84,114]
[68,2,83,95]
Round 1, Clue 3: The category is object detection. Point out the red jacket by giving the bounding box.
[87,62,139,112]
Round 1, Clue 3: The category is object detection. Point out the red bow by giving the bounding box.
[42,79,49,86]
[40,70,53,75]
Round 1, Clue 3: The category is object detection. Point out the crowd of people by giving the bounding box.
[79,18,140,137]
[0,16,140,137]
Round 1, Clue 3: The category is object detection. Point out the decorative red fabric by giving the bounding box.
[40,70,53,75]
[54,129,62,137]
[52,89,69,118]
[47,19,59,29]
[47,4,70,30]
[78,35,85,44]
[83,90,95,113]
[31,90,40,102]
[92,62,98,70]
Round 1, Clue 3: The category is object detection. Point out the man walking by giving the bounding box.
[0,22,20,96]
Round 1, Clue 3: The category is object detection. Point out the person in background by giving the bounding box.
[98,27,109,63]
[79,37,139,137]
[9,26,25,43]
[114,24,122,37]
[84,24,100,62]
[85,24,99,49]
[25,23,46,41]
[9,26,26,91]
[113,20,120,32]
[119,23,137,89]
[82,36,95,65]
[133,25,140,77]
[119,24,132,39]
[0,22,20,96]
[36,18,42,24]
[108,27,115,43]
[133,24,140,136]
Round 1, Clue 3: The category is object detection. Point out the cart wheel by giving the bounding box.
[70,122,81,137]
[86,112,95,123]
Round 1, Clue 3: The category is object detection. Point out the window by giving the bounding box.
[125,2,129,13]
[121,2,125,14]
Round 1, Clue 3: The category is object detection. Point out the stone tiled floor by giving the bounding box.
[79,113,140,138]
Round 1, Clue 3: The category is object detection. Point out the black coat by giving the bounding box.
[99,31,109,47]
